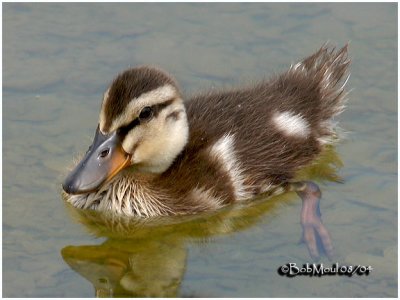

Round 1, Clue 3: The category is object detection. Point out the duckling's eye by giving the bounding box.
[139,106,153,121]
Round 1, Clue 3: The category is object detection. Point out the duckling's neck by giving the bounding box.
[66,172,175,217]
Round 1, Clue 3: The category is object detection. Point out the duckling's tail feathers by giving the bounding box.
[301,43,350,117]
[302,43,350,83]
[290,44,350,145]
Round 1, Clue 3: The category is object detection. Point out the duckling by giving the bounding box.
[63,44,350,258]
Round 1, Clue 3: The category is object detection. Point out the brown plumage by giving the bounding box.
[63,44,350,218]
[185,45,349,187]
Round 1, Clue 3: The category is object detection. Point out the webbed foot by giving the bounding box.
[291,181,333,260]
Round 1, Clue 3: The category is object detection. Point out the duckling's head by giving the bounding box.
[63,67,188,195]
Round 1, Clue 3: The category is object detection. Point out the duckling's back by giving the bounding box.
[184,44,350,197]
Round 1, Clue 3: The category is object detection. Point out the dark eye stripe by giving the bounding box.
[118,117,140,137]
[117,98,176,137]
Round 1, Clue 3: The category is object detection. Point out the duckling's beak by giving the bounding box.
[63,126,131,195]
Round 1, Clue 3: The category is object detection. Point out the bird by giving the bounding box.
[62,44,350,258]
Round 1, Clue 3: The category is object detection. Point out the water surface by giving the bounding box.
[3,3,397,297]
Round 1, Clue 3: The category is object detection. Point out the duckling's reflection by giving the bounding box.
[61,146,343,297]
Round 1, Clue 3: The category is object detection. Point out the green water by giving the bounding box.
[3,3,397,297]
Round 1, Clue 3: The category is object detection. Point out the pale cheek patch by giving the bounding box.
[273,111,310,138]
